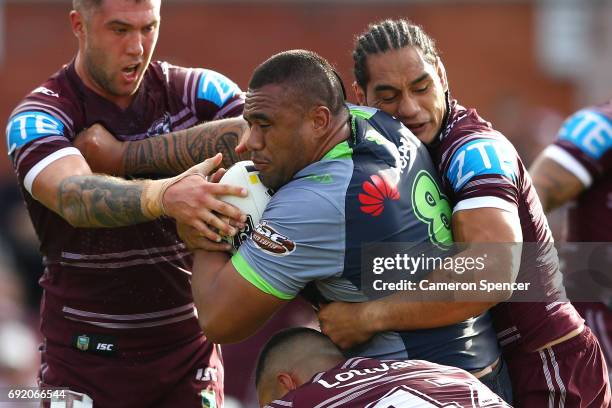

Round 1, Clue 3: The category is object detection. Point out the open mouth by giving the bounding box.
[121,63,140,82]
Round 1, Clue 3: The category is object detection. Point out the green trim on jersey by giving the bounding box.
[349,106,376,120]
[231,252,294,300]
[323,141,353,160]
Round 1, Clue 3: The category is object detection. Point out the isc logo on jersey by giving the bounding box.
[218,161,273,251]
[6,111,64,155]
[197,69,241,108]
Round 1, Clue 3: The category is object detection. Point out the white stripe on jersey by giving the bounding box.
[62,302,195,321]
[452,196,519,215]
[183,68,193,107]
[15,135,67,169]
[24,147,82,194]
[61,243,187,260]
[499,333,521,347]
[65,312,195,329]
[14,101,74,129]
[496,326,518,339]
[59,251,191,270]
[213,96,244,120]
[543,144,593,188]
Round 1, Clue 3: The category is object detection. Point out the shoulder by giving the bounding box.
[556,106,612,159]
[270,162,349,219]
[6,68,80,154]
[443,128,519,191]
[158,61,241,107]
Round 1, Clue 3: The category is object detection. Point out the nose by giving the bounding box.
[245,126,264,152]
[397,94,420,119]
[125,32,144,57]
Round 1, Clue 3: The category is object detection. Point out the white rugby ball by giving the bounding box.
[219,161,273,250]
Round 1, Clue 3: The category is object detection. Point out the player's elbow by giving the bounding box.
[198,313,244,344]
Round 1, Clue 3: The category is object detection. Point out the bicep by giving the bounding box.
[31,154,92,214]
[452,207,522,243]
[529,154,584,213]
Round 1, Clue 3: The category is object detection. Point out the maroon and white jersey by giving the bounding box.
[429,100,583,353]
[5,60,244,354]
[540,99,612,242]
[266,357,510,408]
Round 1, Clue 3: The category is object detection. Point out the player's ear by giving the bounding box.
[311,105,331,135]
[435,57,448,92]
[353,81,367,105]
[70,10,86,39]
[277,372,298,392]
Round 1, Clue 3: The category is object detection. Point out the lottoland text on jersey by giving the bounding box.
[361,242,612,304]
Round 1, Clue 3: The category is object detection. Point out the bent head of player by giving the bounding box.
[352,19,448,144]
[70,0,160,108]
[244,50,349,190]
[255,328,344,407]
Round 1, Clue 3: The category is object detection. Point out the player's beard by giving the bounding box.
[84,48,141,99]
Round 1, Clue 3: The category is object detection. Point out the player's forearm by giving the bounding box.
[123,118,249,176]
[365,298,494,332]
[57,174,152,228]
[529,154,584,213]
[362,245,518,331]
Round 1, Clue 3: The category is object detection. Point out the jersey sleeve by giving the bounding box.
[167,63,244,121]
[230,187,345,300]
[541,108,612,187]
[444,134,520,214]
[6,96,82,196]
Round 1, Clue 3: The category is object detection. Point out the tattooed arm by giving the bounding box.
[74,118,249,177]
[30,154,246,243]
[529,153,584,213]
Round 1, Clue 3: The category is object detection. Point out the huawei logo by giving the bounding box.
[358,174,400,216]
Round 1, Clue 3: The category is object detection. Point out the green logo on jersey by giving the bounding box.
[412,170,453,248]
[306,174,334,184]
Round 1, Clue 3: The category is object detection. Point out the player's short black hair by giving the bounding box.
[248,50,346,115]
[353,18,439,89]
[255,327,332,388]
[73,0,147,13]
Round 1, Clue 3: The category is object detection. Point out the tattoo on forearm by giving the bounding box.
[123,118,249,176]
[535,172,577,212]
[58,176,150,227]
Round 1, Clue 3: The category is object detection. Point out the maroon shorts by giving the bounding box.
[575,302,612,378]
[505,326,611,407]
[39,334,223,408]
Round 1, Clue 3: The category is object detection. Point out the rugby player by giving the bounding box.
[5,0,249,406]
[184,49,511,399]
[317,19,610,407]
[256,327,511,408]
[530,100,612,382]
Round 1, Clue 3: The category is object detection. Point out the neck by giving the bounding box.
[74,52,134,109]
[314,113,351,162]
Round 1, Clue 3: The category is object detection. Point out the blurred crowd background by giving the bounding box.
[0,0,610,406]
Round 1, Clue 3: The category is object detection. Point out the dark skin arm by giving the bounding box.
[74,118,249,176]
[190,250,287,343]
[529,153,585,213]
[318,207,522,350]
